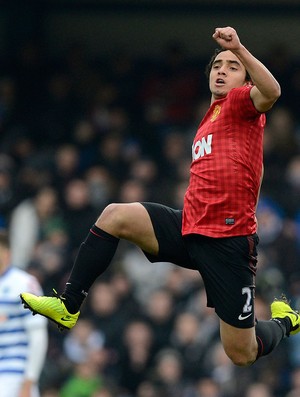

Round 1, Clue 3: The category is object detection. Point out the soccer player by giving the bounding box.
[0,230,48,397]
[20,27,300,366]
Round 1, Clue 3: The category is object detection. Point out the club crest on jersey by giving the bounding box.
[211,105,221,122]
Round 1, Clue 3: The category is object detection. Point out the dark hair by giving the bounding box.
[205,48,251,82]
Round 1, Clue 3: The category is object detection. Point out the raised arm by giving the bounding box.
[212,26,281,112]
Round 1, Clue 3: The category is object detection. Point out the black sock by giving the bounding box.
[255,318,290,359]
[62,224,119,313]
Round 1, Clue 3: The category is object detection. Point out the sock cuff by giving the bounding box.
[272,317,290,337]
[256,335,264,358]
[88,224,119,244]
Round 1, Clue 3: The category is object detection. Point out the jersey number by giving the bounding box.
[242,287,252,314]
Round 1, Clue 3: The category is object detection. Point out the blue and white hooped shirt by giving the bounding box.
[0,267,46,377]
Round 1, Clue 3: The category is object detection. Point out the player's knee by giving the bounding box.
[224,345,256,367]
[97,203,132,238]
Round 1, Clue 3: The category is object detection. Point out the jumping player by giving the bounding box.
[20,27,300,366]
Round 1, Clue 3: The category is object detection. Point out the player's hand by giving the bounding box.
[212,27,242,51]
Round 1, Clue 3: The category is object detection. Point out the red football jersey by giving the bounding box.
[182,85,266,237]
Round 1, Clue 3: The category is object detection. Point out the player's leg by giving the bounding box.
[184,233,300,366]
[21,202,192,330]
[20,202,158,329]
[219,319,286,366]
[219,321,258,366]
[62,202,160,311]
[220,296,300,366]
[64,201,194,309]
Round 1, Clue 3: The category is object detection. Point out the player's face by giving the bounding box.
[209,50,248,101]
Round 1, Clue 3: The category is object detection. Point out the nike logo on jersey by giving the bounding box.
[238,313,252,321]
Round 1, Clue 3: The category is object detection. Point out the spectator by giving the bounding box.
[245,382,274,397]
[86,280,132,350]
[9,185,60,269]
[62,178,98,253]
[149,348,190,397]
[143,288,175,353]
[52,144,81,197]
[0,154,17,224]
[63,318,105,365]
[0,230,48,397]
[118,320,155,394]
[285,367,300,397]
[195,377,224,397]
[170,311,213,381]
[60,360,104,397]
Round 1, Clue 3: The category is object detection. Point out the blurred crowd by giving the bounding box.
[0,36,300,397]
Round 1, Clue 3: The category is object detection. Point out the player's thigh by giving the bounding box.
[97,201,193,268]
[185,234,258,327]
[97,202,159,254]
[141,202,194,269]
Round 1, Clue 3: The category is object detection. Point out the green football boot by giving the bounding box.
[271,295,300,336]
[20,289,79,331]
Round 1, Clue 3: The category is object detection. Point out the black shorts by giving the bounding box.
[141,202,259,328]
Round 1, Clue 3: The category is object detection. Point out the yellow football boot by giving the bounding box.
[20,289,79,331]
[271,295,300,336]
